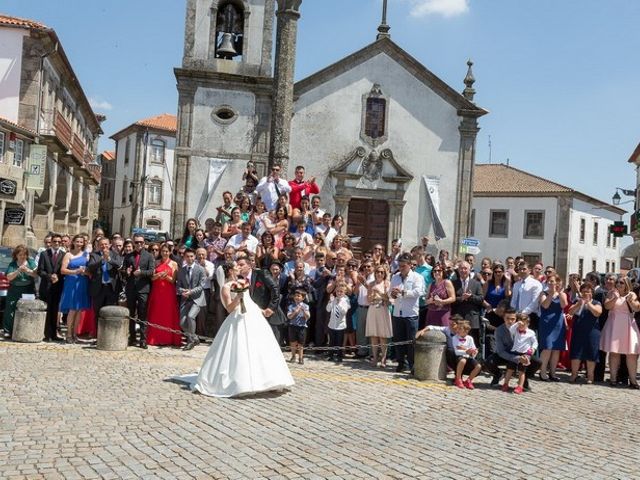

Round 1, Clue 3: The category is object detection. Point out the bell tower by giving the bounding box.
[182,0,275,75]
[173,0,276,236]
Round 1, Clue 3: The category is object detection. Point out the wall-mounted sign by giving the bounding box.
[27,144,46,191]
[0,178,17,196]
[4,208,25,225]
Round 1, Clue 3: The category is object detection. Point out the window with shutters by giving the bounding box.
[148,179,162,205]
[14,139,24,167]
[150,139,165,164]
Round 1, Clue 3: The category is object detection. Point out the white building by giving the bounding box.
[0,14,103,247]
[472,164,624,279]
[110,114,176,235]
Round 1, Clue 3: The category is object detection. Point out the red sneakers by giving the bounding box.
[501,383,510,393]
[513,386,524,394]
[454,378,465,389]
[463,379,475,390]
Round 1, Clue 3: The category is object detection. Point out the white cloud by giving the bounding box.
[89,97,113,111]
[408,0,469,18]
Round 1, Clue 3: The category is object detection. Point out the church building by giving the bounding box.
[172,0,487,253]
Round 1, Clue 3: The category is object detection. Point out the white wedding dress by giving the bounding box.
[180,290,294,398]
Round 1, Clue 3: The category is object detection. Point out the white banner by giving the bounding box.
[194,158,231,222]
[423,175,447,240]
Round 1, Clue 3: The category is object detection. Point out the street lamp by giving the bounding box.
[612,187,637,206]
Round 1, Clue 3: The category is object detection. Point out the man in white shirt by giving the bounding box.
[227,222,259,255]
[255,165,292,212]
[390,252,426,373]
[510,262,543,331]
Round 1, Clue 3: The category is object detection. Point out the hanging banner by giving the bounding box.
[194,158,231,222]
[27,144,46,191]
[422,175,447,241]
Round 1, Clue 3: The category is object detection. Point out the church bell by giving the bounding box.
[217,33,239,59]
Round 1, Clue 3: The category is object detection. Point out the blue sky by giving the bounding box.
[4,0,640,213]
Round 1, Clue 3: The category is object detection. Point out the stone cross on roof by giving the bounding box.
[377,0,391,39]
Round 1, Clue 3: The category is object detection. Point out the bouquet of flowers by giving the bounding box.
[231,278,250,313]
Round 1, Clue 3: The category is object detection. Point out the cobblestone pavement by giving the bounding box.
[1,340,638,480]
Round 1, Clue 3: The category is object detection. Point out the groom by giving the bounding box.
[236,257,283,342]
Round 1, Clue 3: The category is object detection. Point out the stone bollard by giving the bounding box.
[12,299,47,343]
[97,306,130,351]
[413,329,448,382]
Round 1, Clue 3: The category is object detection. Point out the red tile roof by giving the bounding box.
[0,116,37,137]
[474,163,625,215]
[474,164,571,194]
[0,13,48,30]
[135,114,177,132]
[102,151,116,161]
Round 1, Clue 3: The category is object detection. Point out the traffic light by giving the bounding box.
[609,221,627,238]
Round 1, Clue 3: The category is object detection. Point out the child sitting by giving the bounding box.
[451,320,482,389]
[502,313,538,394]
[287,288,310,365]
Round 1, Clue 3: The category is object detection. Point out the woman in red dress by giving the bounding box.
[146,244,182,347]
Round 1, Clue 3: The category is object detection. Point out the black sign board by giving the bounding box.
[0,178,17,196]
[4,208,25,225]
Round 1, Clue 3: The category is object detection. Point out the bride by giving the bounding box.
[189,261,294,397]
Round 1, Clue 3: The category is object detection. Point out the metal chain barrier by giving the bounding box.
[128,316,415,352]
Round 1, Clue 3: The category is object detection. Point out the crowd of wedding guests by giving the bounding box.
[2,163,639,391]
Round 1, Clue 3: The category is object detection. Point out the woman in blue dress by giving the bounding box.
[567,282,602,384]
[59,234,91,343]
[538,274,568,381]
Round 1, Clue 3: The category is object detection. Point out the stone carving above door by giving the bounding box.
[332,146,412,193]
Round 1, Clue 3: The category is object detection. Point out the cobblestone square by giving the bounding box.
[1,341,638,479]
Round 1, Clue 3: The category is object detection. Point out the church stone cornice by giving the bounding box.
[175,68,274,95]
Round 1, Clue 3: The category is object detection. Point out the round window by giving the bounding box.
[212,105,238,124]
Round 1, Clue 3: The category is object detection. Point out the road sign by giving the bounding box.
[459,245,481,255]
[461,237,480,247]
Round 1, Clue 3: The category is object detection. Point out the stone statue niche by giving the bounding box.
[215,2,244,60]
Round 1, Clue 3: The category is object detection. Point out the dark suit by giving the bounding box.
[248,269,281,342]
[87,251,123,320]
[176,262,207,344]
[37,248,64,340]
[122,249,155,343]
[268,272,289,346]
[452,276,484,346]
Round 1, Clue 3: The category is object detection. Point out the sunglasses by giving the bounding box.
[272,168,280,172]
[134,241,145,244]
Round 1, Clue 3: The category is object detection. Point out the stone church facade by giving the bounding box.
[172,0,487,253]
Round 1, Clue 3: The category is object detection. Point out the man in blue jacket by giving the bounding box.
[483,307,541,389]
